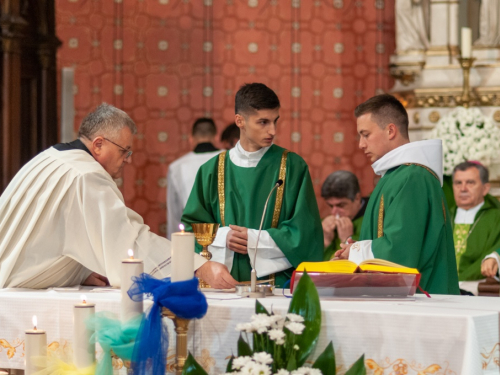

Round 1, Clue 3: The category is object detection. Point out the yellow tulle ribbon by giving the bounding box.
[31,356,95,375]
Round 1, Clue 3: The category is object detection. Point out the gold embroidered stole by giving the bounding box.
[217,150,289,228]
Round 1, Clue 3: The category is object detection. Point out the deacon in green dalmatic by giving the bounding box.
[182,83,323,287]
[335,94,460,295]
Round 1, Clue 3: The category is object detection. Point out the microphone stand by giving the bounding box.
[249,179,283,298]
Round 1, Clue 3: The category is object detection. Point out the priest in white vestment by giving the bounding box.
[167,118,221,239]
[0,104,237,289]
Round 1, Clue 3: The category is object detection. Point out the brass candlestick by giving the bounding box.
[191,223,219,288]
[457,57,476,108]
[162,308,190,375]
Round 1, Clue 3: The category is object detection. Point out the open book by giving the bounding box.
[291,259,421,296]
[296,259,419,275]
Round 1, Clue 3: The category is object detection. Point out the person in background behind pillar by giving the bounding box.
[321,171,369,261]
[220,122,240,150]
[166,118,222,240]
[181,83,323,287]
[335,94,459,295]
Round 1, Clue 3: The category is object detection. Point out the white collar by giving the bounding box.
[372,139,443,186]
[455,201,485,224]
[229,141,271,168]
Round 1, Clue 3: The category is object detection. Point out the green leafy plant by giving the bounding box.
[182,272,366,375]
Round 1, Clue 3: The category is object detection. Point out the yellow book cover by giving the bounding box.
[296,259,419,275]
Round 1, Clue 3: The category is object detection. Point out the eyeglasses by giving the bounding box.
[103,137,133,159]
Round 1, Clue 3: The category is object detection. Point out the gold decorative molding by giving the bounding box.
[428,111,441,123]
[493,111,500,123]
[413,111,420,124]
[390,62,425,86]
[395,87,500,108]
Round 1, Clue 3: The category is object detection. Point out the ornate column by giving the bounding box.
[1,0,27,191]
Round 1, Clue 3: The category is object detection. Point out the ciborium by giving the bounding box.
[191,223,219,288]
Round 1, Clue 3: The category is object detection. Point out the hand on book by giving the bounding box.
[481,258,499,278]
[333,238,356,260]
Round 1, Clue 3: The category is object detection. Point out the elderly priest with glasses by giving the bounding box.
[0,103,237,289]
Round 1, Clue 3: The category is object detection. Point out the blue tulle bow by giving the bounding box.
[127,274,208,375]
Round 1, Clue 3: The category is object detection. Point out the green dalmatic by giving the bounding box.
[360,164,460,295]
[182,144,323,287]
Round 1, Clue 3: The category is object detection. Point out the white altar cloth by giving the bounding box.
[0,288,499,375]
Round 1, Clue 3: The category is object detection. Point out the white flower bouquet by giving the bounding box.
[430,107,500,175]
[182,272,366,375]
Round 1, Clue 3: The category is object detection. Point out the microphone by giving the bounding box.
[251,179,284,293]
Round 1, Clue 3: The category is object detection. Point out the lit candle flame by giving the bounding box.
[128,249,134,259]
[81,294,87,304]
[179,224,185,232]
[32,315,37,330]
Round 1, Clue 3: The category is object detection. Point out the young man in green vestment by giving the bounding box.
[335,94,460,295]
[321,171,368,261]
[181,83,323,287]
[448,162,500,283]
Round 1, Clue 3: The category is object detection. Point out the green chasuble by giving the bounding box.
[360,164,460,295]
[323,215,364,261]
[181,144,323,287]
[450,194,500,281]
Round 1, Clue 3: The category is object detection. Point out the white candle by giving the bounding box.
[121,249,144,322]
[25,316,47,375]
[461,27,472,58]
[171,224,195,282]
[73,295,95,369]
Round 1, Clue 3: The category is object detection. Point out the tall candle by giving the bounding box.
[171,224,195,282]
[73,295,95,369]
[25,316,47,375]
[121,249,144,322]
[461,27,472,58]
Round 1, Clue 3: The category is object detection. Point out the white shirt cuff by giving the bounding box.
[348,240,374,265]
[483,252,500,281]
[208,226,234,271]
[247,229,292,278]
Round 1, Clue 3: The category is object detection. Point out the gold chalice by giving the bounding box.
[191,223,219,288]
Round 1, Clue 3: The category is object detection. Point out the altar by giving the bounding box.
[0,288,499,375]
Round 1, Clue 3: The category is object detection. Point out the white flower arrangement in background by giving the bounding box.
[430,107,500,175]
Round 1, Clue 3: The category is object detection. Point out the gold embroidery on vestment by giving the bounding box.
[377,195,384,238]
[217,151,227,227]
[403,163,439,181]
[271,150,289,228]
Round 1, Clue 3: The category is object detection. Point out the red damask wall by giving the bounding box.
[56,0,395,235]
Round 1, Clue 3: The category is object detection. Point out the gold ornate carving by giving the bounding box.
[428,111,440,123]
[389,61,425,86]
[413,111,420,124]
[493,111,500,123]
[396,87,500,109]
[365,357,456,374]
[377,195,384,238]
[217,151,227,227]
[272,150,289,228]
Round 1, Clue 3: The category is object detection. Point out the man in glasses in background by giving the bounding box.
[0,103,237,290]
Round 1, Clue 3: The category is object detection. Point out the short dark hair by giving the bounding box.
[354,94,409,139]
[221,123,240,147]
[235,83,280,115]
[452,161,489,184]
[321,171,360,201]
[192,117,216,137]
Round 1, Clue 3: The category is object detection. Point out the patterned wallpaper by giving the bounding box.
[56,0,395,235]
